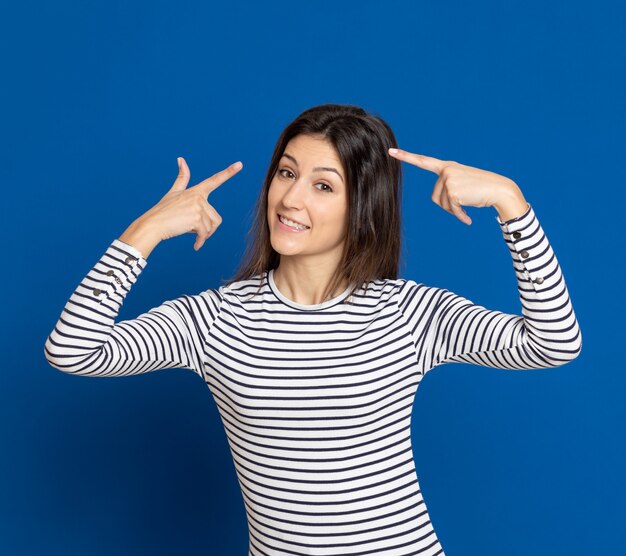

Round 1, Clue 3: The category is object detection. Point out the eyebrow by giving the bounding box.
[281,153,344,183]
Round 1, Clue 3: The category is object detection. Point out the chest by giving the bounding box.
[201,303,423,423]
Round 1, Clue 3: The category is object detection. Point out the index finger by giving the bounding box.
[388,148,446,175]
[196,161,243,194]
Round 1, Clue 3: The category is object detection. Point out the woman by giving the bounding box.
[44,103,582,556]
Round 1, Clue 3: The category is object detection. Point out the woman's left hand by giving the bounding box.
[388,147,526,225]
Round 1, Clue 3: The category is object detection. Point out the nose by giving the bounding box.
[280,179,306,210]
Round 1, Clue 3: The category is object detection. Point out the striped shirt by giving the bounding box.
[44,203,582,555]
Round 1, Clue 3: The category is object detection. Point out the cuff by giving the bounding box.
[494,202,531,226]
[87,239,148,304]
[495,203,548,291]
[112,238,146,261]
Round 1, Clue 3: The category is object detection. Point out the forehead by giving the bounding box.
[282,134,343,168]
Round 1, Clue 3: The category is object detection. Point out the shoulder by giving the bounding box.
[170,274,265,322]
[350,277,428,307]
[213,273,267,304]
[370,278,451,314]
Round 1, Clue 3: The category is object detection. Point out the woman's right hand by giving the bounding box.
[133,157,244,252]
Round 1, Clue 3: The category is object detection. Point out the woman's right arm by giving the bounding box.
[43,237,222,377]
[43,156,243,378]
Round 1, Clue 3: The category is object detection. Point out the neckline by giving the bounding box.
[267,269,353,311]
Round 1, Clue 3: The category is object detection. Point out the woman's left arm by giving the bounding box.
[389,148,582,372]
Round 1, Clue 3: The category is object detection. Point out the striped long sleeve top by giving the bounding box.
[44,203,582,556]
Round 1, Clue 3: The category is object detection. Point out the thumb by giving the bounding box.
[169,157,190,192]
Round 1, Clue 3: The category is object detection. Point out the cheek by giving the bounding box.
[322,206,348,239]
[267,188,275,217]
[337,204,349,232]
[266,185,277,212]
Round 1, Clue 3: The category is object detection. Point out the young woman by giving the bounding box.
[44,103,582,556]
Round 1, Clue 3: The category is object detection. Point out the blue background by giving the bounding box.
[2,0,624,554]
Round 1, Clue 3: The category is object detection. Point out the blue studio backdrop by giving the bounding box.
[1,1,624,554]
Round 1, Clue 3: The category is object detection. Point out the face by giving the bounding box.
[267,134,348,267]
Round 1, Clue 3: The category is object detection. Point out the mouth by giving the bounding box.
[277,213,311,232]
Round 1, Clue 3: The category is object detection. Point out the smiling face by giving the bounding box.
[267,133,349,269]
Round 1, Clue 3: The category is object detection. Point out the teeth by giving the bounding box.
[279,215,309,230]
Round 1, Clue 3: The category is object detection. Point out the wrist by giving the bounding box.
[118,218,162,260]
[492,182,529,222]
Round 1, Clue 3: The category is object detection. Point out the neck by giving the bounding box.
[272,256,349,306]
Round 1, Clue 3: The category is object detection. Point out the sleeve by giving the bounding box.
[43,238,223,378]
[396,203,582,376]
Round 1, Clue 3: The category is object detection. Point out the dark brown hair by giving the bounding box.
[225,103,402,302]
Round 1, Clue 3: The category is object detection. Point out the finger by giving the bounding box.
[388,148,445,175]
[440,192,453,214]
[196,161,243,196]
[450,199,472,225]
[193,211,215,251]
[170,157,191,192]
[431,175,446,208]
[205,203,223,228]
[195,203,224,251]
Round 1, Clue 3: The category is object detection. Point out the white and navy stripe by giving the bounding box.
[44,203,581,555]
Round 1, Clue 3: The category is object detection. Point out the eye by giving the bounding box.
[277,168,334,193]
[278,168,294,179]
[314,182,333,193]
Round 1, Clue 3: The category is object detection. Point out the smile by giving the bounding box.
[277,213,310,232]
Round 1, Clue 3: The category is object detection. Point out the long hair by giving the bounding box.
[225,103,402,302]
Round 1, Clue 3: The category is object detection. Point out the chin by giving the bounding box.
[270,240,301,257]
[268,233,288,254]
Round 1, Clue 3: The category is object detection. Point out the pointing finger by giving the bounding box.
[388,148,446,175]
[196,161,244,195]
